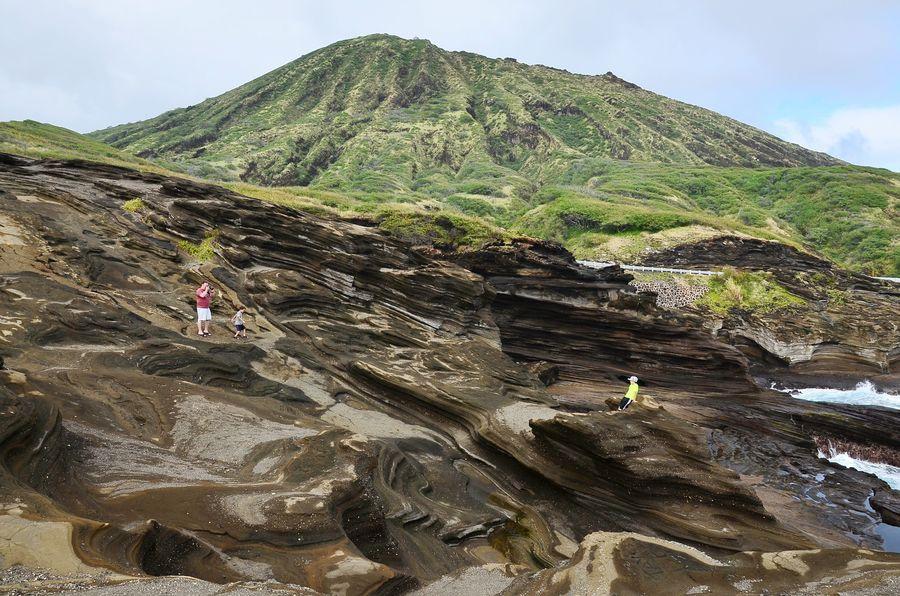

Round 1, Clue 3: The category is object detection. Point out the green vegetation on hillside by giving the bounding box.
[91,33,837,191]
[520,161,900,275]
[698,268,805,314]
[81,35,897,275]
[373,207,508,248]
[4,117,898,275]
[0,120,183,176]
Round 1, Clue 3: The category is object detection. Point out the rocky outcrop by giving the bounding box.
[450,241,756,396]
[504,531,900,595]
[640,236,900,389]
[640,236,845,273]
[1,154,898,593]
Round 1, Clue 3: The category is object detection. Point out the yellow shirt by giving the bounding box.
[625,382,639,400]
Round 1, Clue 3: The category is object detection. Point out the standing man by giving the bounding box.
[618,376,640,410]
[195,281,214,336]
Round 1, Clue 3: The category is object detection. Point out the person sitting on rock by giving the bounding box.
[231,306,247,339]
[618,376,640,410]
[195,281,214,337]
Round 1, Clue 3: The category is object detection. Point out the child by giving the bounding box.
[230,306,247,339]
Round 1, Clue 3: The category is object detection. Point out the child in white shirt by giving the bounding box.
[230,306,247,339]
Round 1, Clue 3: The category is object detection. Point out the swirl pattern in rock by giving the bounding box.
[0,153,898,594]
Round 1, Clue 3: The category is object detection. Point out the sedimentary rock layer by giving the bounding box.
[0,154,898,593]
[640,236,900,387]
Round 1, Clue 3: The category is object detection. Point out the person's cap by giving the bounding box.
[628,375,639,382]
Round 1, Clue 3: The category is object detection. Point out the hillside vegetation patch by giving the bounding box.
[697,268,804,315]
[178,230,219,262]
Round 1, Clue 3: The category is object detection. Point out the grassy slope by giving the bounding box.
[87,35,898,275]
[518,160,900,275]
[0,120,509,251]
[0,120,186,176]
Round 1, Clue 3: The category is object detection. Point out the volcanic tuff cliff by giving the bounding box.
[1,153,899,593]
[638,236,900,387]
[91,33,839,188]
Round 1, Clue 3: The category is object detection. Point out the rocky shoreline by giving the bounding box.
[1,154,898,593]
[639,236,900,392]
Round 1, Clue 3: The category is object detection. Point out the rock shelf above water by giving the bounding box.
[0,154,898,594]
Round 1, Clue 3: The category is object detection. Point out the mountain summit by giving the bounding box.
[91,34,839,188]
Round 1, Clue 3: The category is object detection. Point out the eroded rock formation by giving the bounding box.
[640,236,900,389]
[0,154,898,594]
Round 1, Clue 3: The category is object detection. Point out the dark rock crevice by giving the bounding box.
[0,155,898,592]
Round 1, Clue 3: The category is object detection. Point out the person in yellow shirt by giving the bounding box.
[618,376,639,410]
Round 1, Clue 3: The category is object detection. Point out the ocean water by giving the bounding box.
[818,446,900,552]
[783,381,899,410]
[878,523,900,553]
[819,449,900,491]
[779,381,900,551]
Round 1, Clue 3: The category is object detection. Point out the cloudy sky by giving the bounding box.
[2,0,899,170]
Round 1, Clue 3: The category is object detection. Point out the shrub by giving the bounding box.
[825,287,849,307]
[515,194,700,241]
[446,194,495,217]
[457,181,500,196]
[122,198,145,212]
[374,207,505,248]
[697,268,804,315]
[178,230,219,262]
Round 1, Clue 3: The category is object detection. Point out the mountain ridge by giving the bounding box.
[90,33,840,189]
[6,36,897,275]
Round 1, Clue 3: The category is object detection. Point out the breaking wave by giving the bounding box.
[781,381,899,410]
[818,444,900,491]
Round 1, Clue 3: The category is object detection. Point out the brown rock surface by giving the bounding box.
[639,236,900,389]
[0,154,898,594]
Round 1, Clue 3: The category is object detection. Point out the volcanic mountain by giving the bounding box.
[85,35,900,278]
[91,34,839,188]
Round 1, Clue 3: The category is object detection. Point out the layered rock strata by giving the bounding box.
[0,154,898,594]
[639,236,900,388]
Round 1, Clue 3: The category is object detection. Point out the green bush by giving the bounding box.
[825,287,849,307]
[457,181,500,196]
[446,194,496,217]
[177,230,219,261]
[375,207,505,248]
[515,194,699,241]
[697,268,804,314]
[122,198,145,212]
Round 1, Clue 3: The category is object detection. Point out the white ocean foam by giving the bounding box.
[781,381,899,410]
[818,447,900,490]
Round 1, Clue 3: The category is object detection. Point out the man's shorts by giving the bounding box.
[197,307,212,321]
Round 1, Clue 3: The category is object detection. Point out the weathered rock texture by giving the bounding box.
[641,236,900,389]
[0,154,898,594]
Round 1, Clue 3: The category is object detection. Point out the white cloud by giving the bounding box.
[1,0,899,152]
[774,105,900,171]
